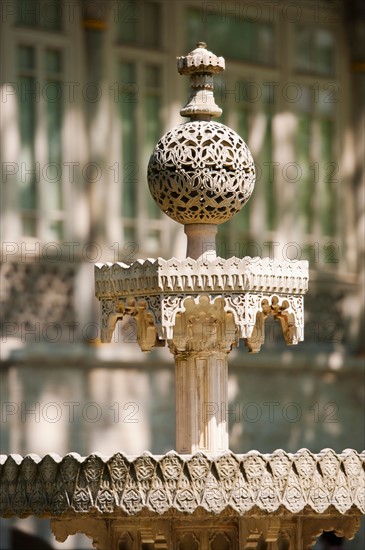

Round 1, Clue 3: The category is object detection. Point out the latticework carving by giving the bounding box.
[147,121,255,224]
[1,449,364,518]
[0,261,76,339]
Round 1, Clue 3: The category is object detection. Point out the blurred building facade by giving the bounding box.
[0,0,364,547]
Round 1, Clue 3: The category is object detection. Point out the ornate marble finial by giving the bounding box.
[96,45,309,455]
[177,42,225,119]
[148,44,255,259]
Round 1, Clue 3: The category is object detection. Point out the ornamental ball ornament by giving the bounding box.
[147,43,255,226]
[147,121,255,224]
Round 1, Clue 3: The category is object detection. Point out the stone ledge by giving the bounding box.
[1,449,363,518]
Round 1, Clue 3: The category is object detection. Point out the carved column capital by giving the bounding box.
[95,257,308,354]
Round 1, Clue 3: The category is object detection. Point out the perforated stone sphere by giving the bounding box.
[147,121,255,224]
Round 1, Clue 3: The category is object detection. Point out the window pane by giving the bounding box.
[120,62,136,89]
[186,8,275,65]
[295,27,311,73]
[45,50,63,212]
[295,26,335,76]
[257,23,275,64]
[143,2,161,48]
[237,20,254,61]
[145,230,160,253]
[118,1,162,48]
[17,0,38,27]
[296,115,313,234]
[213,75,226,123]
[17,0,62,30]
[123,225,137,244]
[144,95,161,218]
[45,49,62,74]
[296,86,312,114]
[119,62,138,218]
[22,216,37,236]
[262,113,275,230]
[233,109,250,233]
[315,29,334,75]
[46,79,63,210]
[118,0,138,44]
[145,65,161,88]
[17,47,35,237]
[18,76,37,210]
[39,0,62,30]
[319,119,336,236]
[18,45,35,70]
[85,29,103,82]
[318,88,335,116]
[49,220,64,240]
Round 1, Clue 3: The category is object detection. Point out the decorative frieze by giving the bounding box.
[1,449,364,518]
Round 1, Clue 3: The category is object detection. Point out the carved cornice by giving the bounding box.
[1,449,363,518]
[95,257,308,297]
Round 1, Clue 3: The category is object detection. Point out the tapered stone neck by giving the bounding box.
[185,224,217,260]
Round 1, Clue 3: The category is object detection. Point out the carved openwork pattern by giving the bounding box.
[1,449,363,518]
[147,121,255,224]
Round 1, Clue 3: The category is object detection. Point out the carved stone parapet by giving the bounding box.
[95,257,308,353]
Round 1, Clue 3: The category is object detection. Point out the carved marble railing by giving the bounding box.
[1,449,363,549]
